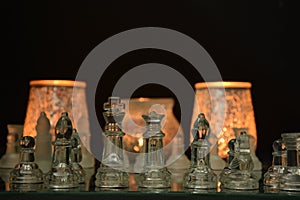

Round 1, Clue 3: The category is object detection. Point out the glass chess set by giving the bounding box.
[0,96,300,195]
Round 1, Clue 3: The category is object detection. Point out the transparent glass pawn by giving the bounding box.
[183,113,217,190]
[263,138,287,191]
[70,128,86,184]
[45,112,79,189]
[138,111,171,190]
[95,97,129,188]
[9,136,44,191]
[279,132,300,192]
[222,131,259,190]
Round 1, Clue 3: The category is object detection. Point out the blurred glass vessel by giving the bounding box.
[0,124,23,170]
[35,112,52,174]
[0,132,19,169]
[279,132,300,192]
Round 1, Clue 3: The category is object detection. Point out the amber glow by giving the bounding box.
[195,81,251,89]
[23,80,89,140]
[30,80,86,88]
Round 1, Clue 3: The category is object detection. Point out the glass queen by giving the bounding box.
[138,111,171,190]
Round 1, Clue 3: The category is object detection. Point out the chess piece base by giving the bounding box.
[95,165,129,188]
[183,167,217,189]
[9,163,43,184]
[138,168,171,188]
[223,170,259,190]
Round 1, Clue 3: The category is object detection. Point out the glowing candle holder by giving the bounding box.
[23,80,95,169]
[192,81,262,172]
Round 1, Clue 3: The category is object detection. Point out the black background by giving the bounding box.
[1,0,299,171]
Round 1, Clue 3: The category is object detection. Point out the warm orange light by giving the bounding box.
[138,137,144,147]
[23,80,88,138]
[195,81,251,89]
[30,80,86,88]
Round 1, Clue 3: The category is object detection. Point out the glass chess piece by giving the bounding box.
[0,132,19,169]
[9,136,44,191]
[233,128,262,172]
[263,138,287,192]
[219,138,236,187]
[279,132,300,192]
[183,113,217,191]
[95,97,129,188]
[35,112,52,174]
[70,129,86,184]
[221,131,259,190]
[138,111,171,191]
[45,112,79,189]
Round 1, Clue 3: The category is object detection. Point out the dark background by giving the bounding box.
[1,0,299,171]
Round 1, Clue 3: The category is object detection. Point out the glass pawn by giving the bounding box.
[138,111,171,190]
[95,97,129,188]
[183,113,217,190]
[9,136,44,188]
[279,132,300,192]
[221,131,259,190]
[45,112,79,189]
[263,138,287,192]
[70,129,86,184]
